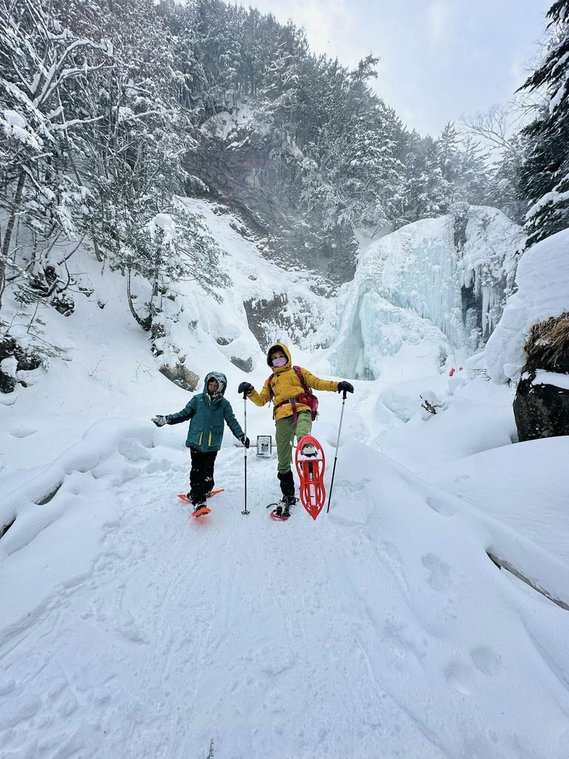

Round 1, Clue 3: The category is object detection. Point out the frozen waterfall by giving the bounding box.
[332,206,522,380]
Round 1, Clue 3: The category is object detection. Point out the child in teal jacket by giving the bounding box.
[152,371,249,509]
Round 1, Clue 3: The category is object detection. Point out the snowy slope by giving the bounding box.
[1,203,569,759]
[1,406,569,758]
[0,412,569,757]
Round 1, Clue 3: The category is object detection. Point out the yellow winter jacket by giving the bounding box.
[248,342,339,421]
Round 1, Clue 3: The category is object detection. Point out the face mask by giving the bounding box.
[272,356,287,367]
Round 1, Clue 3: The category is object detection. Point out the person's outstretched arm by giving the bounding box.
[238,380,271,407]
[152,396,197,426]
[298,368,353,394]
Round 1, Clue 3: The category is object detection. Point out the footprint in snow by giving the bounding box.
[444,661,472,696]
[0,691,42,730]
[379,541,410,593]
[257,644,298,676]
[8,426,37,438]
[0,680,16,697]
[421,553,451,592]
[470,646,502,676]
[425,495,457,516]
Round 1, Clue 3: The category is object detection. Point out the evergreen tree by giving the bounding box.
[518,0,569,246]
[400,134,446,223]
[436,123,461,207]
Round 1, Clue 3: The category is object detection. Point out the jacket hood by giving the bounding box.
[203,371,227,402]
[266,342,292,370]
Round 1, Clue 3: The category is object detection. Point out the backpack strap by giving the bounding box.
[293,366,308,392]
[269,366,310,426]
[268,366,307,397]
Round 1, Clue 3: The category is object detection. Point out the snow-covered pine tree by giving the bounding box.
[297,55,405,269]
[518,0,569,247]
[399,134,447,223]
[436,123,461,208]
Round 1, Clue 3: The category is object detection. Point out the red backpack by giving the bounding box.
[268,365,319,421]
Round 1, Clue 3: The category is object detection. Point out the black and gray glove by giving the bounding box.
[152,415,167,427]
[337,381,354,394]
[240,435,250,448]
[238,382,254,395]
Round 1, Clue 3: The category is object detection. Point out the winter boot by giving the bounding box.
[274,494,297,518]
[282,495,297,518]
[275,471,296,517]
[278,470,295,497]
[300,443,318,457]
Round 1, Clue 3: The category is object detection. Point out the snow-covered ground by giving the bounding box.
[1,205,569,758]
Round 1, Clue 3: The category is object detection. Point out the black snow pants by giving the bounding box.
[189,448,218,505]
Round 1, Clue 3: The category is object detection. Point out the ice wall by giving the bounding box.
[332,206,522,380]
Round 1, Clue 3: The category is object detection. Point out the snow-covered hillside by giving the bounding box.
[1,202,569,759]
[149,198,339,371]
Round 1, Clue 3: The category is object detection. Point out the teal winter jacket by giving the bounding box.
[166,372,244,452]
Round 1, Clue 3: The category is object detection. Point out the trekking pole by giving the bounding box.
[326,389,348,513]
[241,392,250,515]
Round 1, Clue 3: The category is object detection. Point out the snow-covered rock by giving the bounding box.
[485,227,569,383]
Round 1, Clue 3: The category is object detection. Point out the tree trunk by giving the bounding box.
[126,268,152,330]
[0,170,26,311]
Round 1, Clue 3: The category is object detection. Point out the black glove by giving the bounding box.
[337,381,354,394]
[240,435,250,448]
[152,415,167,427]
[238,382,254,395]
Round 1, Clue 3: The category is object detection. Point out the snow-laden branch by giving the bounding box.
[34,42,112,108]
[525,187,569,221]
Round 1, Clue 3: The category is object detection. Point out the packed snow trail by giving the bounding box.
[1,425,568,758]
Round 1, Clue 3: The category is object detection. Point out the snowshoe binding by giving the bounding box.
[269,496,296,521]
[191,501,211,519]
[178,488,224,505]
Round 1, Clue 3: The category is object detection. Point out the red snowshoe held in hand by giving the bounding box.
[295,434,326,520]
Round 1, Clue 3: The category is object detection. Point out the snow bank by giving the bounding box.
[485,227,569,383]
[0,419,155,561]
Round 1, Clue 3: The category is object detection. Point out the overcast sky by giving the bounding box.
[232,0,551,136]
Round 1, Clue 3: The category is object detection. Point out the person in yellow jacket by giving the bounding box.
[238,342,353,516]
